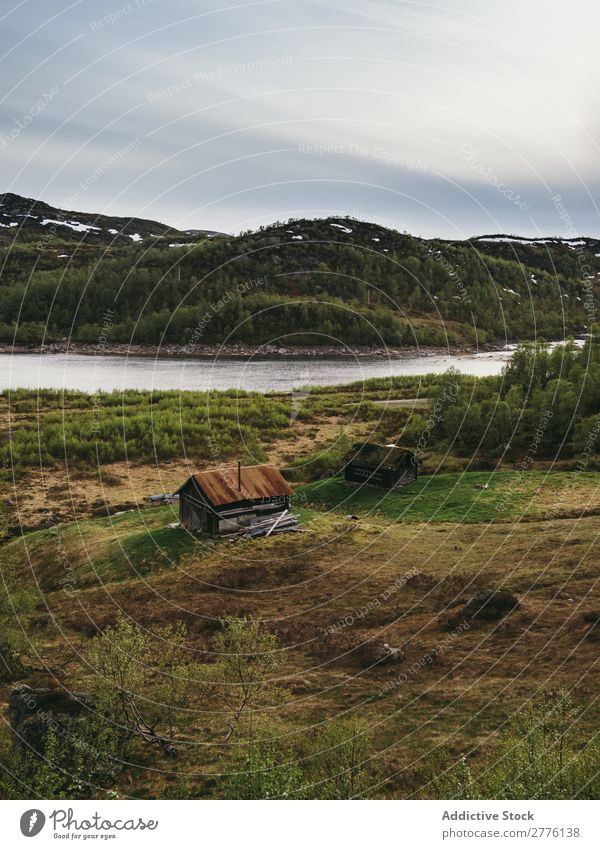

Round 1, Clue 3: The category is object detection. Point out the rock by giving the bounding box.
[375,642,405,665]
[40,514,61,527]
[355,638,405,668]
[582,611,600,640]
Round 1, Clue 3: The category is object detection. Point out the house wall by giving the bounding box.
[395,467,417,487]
[179,485,290,535]
[345,464,385,485]
[179,494,206,532]
[178,480,212,532]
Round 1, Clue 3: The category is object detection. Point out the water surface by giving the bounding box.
[1,349,514,393]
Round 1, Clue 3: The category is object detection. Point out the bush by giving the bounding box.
[455,588,519,625]
[223,732,306,799]
[1,718,122,800]
[433,691,600,799]
[305,718,373,799]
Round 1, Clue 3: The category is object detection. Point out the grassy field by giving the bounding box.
[1,466,600,798]
[0,505,196,591]
[2,370,600,798]
[5,471,600,598]
[300,471,600,524]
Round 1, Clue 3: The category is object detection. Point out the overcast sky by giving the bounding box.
[1,0,599,237]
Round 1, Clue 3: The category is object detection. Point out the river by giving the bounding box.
[1,349,515,393]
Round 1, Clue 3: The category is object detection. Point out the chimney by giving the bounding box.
[237,460,242,491]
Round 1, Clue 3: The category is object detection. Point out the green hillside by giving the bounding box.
[1,195,598,347]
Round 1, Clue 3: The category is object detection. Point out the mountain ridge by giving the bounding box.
[1,191,597,248]
[0,191,227,247]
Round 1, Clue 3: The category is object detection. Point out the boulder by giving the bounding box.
[376,642,405,665]
[356,639,405,668]
[582,611,600,640]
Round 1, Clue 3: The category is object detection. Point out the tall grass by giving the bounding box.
[1,389,293,475]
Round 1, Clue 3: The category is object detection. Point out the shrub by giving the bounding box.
[433,691,600,799]
[223,731,306,799]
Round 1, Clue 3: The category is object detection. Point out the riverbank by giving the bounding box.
[0,340,502,359]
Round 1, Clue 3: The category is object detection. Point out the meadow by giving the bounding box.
[300,471,600,523]
[2,343,600,799]
[1,472,599,798]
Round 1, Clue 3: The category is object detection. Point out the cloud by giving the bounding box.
[0,0,598,237]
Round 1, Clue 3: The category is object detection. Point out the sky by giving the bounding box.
[1,0,599,238]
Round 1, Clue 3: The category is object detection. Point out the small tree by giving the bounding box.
[213,616,281,740]
[309,718,372,799]
[86,615,202,756]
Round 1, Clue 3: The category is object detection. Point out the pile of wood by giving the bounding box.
[228,509,302,541]
[145,493,179,504]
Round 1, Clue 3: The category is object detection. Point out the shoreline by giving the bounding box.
[0,341,504,360]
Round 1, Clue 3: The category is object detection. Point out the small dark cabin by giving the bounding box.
[176,463,293,535]
[344,443,418,489]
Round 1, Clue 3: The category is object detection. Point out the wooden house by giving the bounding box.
[176,463,293,535]
[344,443,418,489]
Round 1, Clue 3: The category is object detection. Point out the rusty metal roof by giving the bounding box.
[179,464,293,506]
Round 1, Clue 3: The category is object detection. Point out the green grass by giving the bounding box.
[298,471,600,524]
[3,469,599,601]
[0,499,328,596]
[0,499,323,595]
[0,505,199,590]
[90,511,199,582]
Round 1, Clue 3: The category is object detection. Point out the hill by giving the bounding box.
[0,193,599,348]
[0,191,203,247]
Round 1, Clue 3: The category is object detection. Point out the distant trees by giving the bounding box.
[422,337,600,462]
[1,217,597,347]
